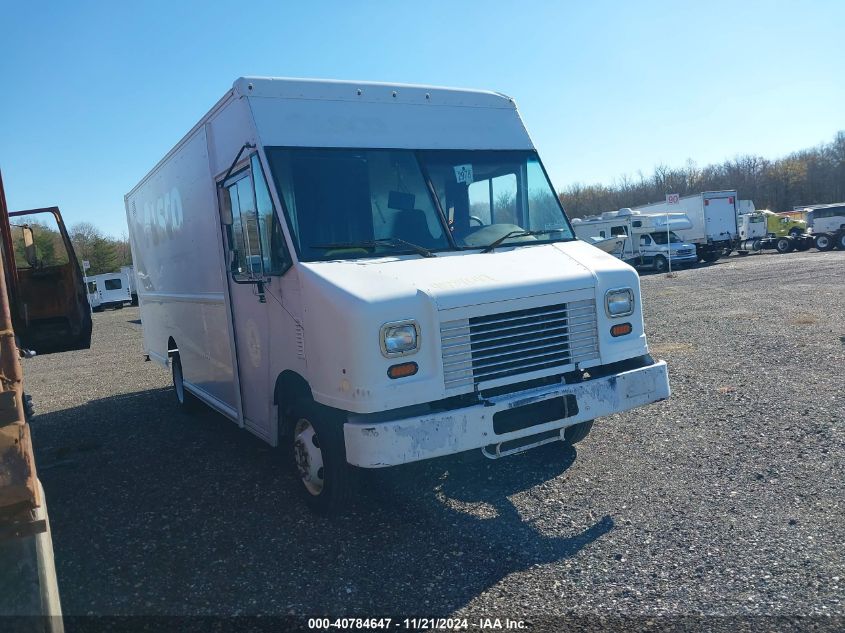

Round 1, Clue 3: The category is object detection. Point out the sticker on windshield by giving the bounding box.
[453,164,474,185]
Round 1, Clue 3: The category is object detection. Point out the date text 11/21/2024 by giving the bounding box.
[307,618,527,630]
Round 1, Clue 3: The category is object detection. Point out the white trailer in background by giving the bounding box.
[120,265,139,305]
[125,76,670,514]
[572,209,698,273]
[631,191,739,262]
[85,272,131,311]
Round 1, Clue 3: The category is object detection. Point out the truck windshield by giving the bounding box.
[265,148,573,261]
[651,231,683,244]
[417,150,573,249]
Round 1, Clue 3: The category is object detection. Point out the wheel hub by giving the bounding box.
[293,419,324,496]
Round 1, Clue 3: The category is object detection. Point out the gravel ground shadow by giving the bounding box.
[32,388,613,616]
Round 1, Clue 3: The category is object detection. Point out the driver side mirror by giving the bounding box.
[21,225,40,268]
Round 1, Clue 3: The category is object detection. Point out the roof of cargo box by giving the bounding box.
[126,77,531,197]
[239,76,532,154]
[233,76,517,108]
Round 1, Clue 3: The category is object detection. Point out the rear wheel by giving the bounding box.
[776,237,794,254]
[837,232,845,250]
[795,238,811,251]
[815,234,833,251]
[288,399,355,515]
[564,420,594,445]
[653,255,668,273]
[701,250,720,263]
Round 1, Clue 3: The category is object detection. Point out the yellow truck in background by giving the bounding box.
[762,209,808,238]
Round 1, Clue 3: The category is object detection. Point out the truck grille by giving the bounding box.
[676,249,693,256]
[440,299,599,390]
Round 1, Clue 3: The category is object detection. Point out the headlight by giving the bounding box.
[605,288,634,318]
[380,320,420,357]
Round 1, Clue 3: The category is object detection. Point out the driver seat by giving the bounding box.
[392,209,438,248]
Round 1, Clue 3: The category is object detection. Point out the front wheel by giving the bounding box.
[653,255,668,273]
[288,400,355,515]
[789,227,803,238]
[564,420,594,445]
[837,232,845,250]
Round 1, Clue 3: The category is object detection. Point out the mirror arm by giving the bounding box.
[220,142,256,185]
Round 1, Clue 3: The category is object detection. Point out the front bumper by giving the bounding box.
[344,359,670,468]
[670,254,698,264]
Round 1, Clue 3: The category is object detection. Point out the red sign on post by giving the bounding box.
[666,194,680,204]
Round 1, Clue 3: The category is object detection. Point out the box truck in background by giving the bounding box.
[125,77,670,514]
[631,191,739,262]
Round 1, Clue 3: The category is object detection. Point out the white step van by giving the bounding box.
[125,77,671,513]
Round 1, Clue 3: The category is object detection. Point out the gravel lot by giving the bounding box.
[23,250,845,624]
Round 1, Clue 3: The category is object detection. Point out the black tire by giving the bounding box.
[814,234,833,251]
[702,250,720,263]
[115,303,124,310]
[92,306,103,313]
[288,399,355,515]
[171,353,200,412]
[737,251,749,257]
[776,237,794,254]
[837,232,845,250]
[131,295,139,306]
[795,238,811,252]
[653,255,668,273]
[788,227,803,238]
[564,420,594,445]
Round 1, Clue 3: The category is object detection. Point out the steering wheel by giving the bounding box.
[469,215,485,227]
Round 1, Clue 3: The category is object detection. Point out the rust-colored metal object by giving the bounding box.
[0,170,40,524]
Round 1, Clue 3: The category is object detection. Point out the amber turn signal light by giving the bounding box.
[387,362,418,379]
[610,323,632,337]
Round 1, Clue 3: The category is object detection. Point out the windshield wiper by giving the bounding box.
[310,237,435,258]
[480,229,564,253]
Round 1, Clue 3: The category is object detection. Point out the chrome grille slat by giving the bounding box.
[440,299,600,390]
[468,306,593,331]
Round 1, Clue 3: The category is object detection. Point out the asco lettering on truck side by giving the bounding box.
[132,187,184,246]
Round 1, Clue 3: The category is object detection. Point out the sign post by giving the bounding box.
[665,194,680,275]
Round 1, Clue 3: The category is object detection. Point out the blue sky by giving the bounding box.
[1,0,843,237]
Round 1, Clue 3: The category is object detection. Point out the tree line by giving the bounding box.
[559,130,845,218]
[68,222,132,275]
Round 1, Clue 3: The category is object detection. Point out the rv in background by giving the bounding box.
[85,272,130,311]
[120,265,138,305]
[631,191,739,262]
[572,208,698,272]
